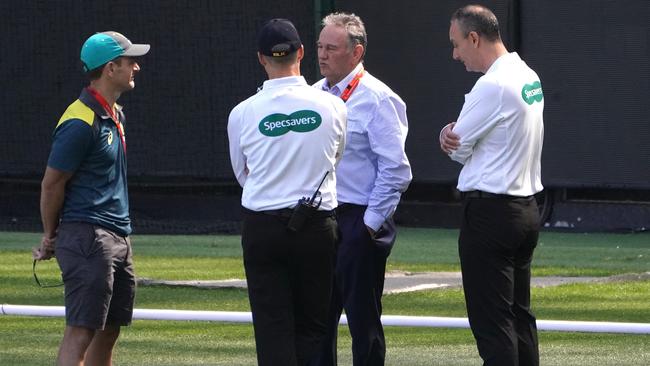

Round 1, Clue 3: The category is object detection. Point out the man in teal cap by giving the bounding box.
[33,31,149,366]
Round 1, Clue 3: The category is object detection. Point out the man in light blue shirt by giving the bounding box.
[312,12,412,366]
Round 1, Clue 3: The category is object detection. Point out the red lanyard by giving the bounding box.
[86,87,126,153]
[340,67,365,102]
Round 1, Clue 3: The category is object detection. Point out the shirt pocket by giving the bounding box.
[345,111,370,149]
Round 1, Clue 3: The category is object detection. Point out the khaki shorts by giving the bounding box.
[56,222,135,329]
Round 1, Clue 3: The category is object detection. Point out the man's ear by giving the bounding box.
[469,31,480,48]
[353,43,364,63]
[105,60,118,77]
[296,45,305,62]
[257,52,266,67]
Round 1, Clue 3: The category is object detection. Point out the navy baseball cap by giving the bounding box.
[80,31,150,72]
[258,19,302,57]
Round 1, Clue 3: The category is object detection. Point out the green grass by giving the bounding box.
[5,229,649,277]
[3,318,649,366]
[1,229,649,365]
[388,228,650,276]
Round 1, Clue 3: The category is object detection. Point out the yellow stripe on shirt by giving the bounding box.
[56,99,94,128]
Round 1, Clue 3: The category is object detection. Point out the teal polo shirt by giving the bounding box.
[47,88,131,236]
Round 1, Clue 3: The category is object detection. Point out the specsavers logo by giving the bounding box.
[521,81,543,105]
[259,110,322,137]
[107,130,114,145]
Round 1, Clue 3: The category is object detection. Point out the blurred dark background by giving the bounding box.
[1,0,649,233]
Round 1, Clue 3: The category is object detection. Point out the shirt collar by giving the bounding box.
[322,63,364,95]
[486,52,520,74]
[261,75,307,90]
[78,87,123,119]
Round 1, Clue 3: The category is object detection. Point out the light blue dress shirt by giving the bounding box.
[314,63,412,231]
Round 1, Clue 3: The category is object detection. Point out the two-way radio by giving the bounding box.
[287,172,329,232]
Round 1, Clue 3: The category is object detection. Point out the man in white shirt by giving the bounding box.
[311,12,412,366]
[439,5,544,366]
[227,18,346,366]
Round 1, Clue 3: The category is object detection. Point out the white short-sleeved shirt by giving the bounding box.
[450,52,544,197]
[228,76,347,211]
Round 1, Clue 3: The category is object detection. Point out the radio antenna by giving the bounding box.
[309,172,329,204]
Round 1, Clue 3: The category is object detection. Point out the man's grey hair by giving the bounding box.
[322,12,367,55]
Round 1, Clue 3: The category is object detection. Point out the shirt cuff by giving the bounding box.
[363,209,385,232]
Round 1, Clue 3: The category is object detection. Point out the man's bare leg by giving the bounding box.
[57,325,94,366]
[84,325,121,366]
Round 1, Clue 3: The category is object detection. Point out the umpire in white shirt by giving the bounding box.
[440,5,544,366]
[227,18,347,366]
[311,12,412,366]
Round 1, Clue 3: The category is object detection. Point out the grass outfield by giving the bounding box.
[1,229,649,365]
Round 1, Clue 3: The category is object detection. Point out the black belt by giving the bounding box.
[242,206,335,219]
[335,203,366,215]
[461,190,532,200]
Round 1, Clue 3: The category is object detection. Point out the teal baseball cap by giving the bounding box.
[80,31,150,72]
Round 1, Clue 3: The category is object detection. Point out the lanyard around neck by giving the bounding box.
[339,66,365,102]
[86,87,126,153]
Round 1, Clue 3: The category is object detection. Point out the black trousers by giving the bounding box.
[459,195,540,366]
[241,208,338,366]
[312,204,396,366]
